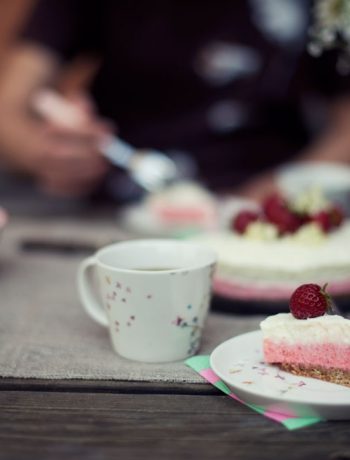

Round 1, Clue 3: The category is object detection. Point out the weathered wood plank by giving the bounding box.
[0,391,349,460]
[0,378,217,395]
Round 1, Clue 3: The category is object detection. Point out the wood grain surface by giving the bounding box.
[0,379,350,460]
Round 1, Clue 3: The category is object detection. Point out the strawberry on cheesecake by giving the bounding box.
[260,283,350,387]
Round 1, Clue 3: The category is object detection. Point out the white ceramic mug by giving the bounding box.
[77,239,216,363]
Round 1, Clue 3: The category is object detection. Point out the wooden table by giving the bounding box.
[0,193,350,460]
[1,377,350,460]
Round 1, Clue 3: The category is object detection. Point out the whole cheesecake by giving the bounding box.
[197,221,350,300]
[196,190,350,300]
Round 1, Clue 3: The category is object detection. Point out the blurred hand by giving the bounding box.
[35,117,111,196]
[32,92,112,196]
[1,90,112,197]
[0,46,113,196]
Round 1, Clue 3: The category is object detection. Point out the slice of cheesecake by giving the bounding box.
[261,313,350,387]
[260,284,350,387]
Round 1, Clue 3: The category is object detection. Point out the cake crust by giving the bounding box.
[279,363,350,388]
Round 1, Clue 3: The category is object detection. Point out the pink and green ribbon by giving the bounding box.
[185,355,322,430]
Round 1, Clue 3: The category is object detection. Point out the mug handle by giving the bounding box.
[77,256,109,327]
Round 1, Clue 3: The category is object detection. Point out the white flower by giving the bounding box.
[290,187,330,215]
[244,221,279,241]
[289,222,326,244]
[309,0,350,71]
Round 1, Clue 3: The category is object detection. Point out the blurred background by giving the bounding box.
[0,1,349,313]
[0,0,350,216]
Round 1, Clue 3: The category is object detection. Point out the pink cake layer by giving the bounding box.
[153,207,217,227]
[263,339,350,371]
[156,207,211,220]
[214,277,350,301]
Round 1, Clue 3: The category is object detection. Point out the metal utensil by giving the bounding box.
[33,90,180,192]
[99,137,179,192]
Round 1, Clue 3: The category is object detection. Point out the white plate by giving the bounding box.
[277,161,350,214]
[210,331,350,420]
[118,196,258,237]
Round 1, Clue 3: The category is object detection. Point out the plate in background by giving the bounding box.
[117,195,258,237]
[277,161,350,215]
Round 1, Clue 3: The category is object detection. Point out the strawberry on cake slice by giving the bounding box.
[260,283,350,387]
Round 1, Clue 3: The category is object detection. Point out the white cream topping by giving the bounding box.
[260,313,350,345]
[194,221,350,274]
[147,181,216,207]
[290,186,331,214]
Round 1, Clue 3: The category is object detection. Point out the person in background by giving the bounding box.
[0,0,350,202]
